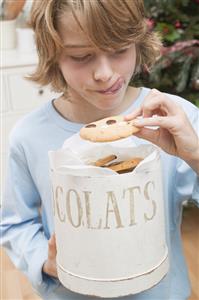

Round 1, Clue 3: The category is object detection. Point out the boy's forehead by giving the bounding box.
[59,13,79,30]
[58,13,92,47]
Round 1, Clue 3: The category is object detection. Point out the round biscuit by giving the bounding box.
[80,115,139,142]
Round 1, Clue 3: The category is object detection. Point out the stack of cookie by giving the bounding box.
[80,115,142,173]
[93,154,142,174]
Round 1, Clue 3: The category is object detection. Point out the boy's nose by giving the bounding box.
[93,56,113,82]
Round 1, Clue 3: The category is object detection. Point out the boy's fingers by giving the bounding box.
[134,128,161,146]
[126,90,183,122]
[132,116,173,129]
[48,234,57,259]
[125,107,142,120]
[49,234,56,245]
[51,234,56,247]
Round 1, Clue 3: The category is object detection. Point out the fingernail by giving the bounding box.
[133,119,142,126]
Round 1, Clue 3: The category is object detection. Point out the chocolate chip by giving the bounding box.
[85,124,96,128]
[106,119,117,125]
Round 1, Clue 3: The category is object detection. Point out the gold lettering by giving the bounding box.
[123,186,141,226]
[83,191,102,229]
[104,191,124,229]
[66,189,83,228]
[144,181,157,221]
[55,186,65,222]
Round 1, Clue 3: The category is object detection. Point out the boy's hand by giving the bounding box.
[42,234,58,278]
[125,89,199,173]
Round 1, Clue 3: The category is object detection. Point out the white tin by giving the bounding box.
[49,145,169,298]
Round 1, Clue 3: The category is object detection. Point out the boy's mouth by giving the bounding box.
[97,78,124,95]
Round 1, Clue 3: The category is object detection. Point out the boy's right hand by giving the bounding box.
[42,234,58,278]
[125,89,199,174]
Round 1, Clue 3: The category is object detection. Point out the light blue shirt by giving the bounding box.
[1,88,199,300]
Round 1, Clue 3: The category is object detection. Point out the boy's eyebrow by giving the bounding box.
[64,44,92,49]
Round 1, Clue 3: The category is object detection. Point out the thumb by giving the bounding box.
[48,233,57,259]
[134,127,161,146]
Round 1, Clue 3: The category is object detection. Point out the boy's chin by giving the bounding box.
[94,96,123,111]
[93,102,121,114]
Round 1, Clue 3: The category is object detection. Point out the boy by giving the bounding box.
[1,1,198,299]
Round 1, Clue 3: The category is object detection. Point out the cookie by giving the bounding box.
[80,115,139,142]
[106,157,142,174]
[92,155,142,174]
[94,155,117,167]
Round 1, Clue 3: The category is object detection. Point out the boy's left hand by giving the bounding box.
[42,233,58,278]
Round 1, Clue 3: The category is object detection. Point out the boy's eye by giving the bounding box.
[70,54,92,62]
[114,48,129,55]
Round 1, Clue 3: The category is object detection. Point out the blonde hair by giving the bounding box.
[29,0,162,93]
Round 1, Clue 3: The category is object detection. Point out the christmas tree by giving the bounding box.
[134,0,199,106]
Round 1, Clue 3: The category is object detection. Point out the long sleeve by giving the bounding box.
[173,105,199,206]
[0,138,58,296]
[192,176,199,207]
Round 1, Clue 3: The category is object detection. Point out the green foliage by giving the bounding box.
[155,22,181,42]
[135,0,199,106]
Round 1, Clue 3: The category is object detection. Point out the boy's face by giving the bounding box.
[58,14,136,112]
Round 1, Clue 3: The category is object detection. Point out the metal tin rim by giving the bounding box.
[57,248,168,282]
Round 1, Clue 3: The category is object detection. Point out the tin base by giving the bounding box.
[57,255,169,298]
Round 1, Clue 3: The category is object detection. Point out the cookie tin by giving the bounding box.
[49,143,169,298]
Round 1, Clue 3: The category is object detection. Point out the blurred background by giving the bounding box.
[136,0,199,107]
[0,0,199,299]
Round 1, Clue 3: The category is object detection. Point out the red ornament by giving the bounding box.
[175,20,181,28]
[163,26,169,34]
[146,18,155,31]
